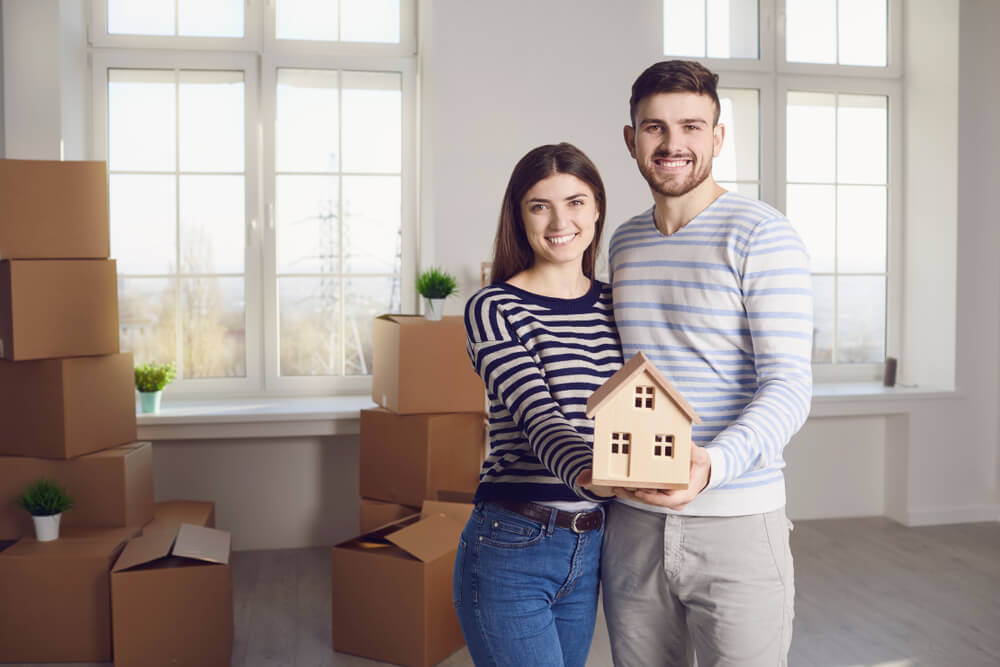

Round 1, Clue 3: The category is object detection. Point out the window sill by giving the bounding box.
[136,395,378,440]
[810,382,959,417]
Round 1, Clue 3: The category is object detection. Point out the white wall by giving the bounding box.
[1,0,997,550]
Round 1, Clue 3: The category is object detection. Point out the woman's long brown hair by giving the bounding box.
[489,143,607,285]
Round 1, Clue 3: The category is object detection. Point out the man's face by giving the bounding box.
[625,92,724,198]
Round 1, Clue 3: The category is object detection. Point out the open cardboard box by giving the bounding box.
[360,496,419,535]
[360,408,485,508]
[332,500,473,667]
[0,158,110,260]
[111,522,233,667]
[0,352,137,458]
[0,525,140,663]
[0,441,154,540]
[0,259,119,361]
[371,315,486,414]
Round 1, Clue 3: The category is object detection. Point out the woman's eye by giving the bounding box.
[530,204,546,212]
[569,199,584,207]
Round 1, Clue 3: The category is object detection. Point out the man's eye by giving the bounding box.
[685,125,699,131]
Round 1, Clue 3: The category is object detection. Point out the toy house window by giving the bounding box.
[654,434,675,457]
[611,432,631,454]
[634,385,654,409]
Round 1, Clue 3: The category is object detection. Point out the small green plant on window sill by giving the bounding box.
[17,478,75,517]
[134,361,177,393]
[416,267,459,299]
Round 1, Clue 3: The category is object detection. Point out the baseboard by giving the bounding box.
[903,504,1000,526]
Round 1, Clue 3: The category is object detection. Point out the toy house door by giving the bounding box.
[609,432,631,478]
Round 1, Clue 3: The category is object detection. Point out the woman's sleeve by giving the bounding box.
[465,290,603,502]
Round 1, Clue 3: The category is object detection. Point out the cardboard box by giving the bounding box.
[0,442,154,540]
[372,315,486,414]
[332,501,473,667]
[0,159,109,260]
[360,408,485,507]
[146,499,216,533]
[0,352,137,458]
[111,523,233,667]
[0,525,139,663]
[0,259,120,360]
[360,497,419,534]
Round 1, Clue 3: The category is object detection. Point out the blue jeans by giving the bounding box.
[453,501,605,667]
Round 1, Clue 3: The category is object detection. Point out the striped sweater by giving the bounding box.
[610,192,813,516]
[464,281,624,503]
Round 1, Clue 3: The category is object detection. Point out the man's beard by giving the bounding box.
[639,153,712,198]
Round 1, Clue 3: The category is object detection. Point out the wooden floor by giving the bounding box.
[6,517,998,667]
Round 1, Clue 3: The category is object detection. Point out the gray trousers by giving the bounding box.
[601,502,794,667]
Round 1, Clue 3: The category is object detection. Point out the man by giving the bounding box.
[601,60,813,666]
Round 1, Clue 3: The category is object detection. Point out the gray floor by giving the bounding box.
[5,517,998,667]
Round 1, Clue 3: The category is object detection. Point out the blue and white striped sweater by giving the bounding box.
[611,192,813,516]
[464,281,623,503]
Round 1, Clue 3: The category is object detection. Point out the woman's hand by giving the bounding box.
[575,469,616,499]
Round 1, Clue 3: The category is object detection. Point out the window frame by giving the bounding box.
[90,2,417,398]
[660,0,778,73]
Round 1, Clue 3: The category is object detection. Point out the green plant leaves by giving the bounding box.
[416,267,458,299]
[17,478,75,517]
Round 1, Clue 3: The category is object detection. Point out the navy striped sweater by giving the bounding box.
[610,192,813,516]
[464,281,624,503]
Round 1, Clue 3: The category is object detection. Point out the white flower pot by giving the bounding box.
[424,298,445,321]
[32,513,61,542]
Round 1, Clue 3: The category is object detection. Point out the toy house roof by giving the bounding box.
[586,351,701,424]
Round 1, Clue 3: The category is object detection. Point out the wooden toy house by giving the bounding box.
[586,351,701,489]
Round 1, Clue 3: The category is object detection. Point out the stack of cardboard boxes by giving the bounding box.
[332,314,488,667]
[0,159,232,666]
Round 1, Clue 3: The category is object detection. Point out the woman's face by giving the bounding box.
[519,172,599,271]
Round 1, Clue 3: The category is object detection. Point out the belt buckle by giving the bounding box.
[570,512,586,534]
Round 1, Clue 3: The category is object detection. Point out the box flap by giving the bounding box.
[386,513,464,563]
[111,527,176,572]
[172,523,231,565]
[421,500,474,525]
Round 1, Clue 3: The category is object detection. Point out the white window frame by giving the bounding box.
[669,0,903,382]
[90,2,417,398]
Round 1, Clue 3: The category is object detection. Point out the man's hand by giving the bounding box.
[575,469,616,499]
[613,441,711,510]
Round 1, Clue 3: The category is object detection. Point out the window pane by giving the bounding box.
[279,277,340,376]
[812,276,834,363]
[343,176,401,274]
[341,0,400,43]
[277,176,340,274]
[786,0,836,64]
[715,88,758,182]
[706,0,758,59]
[839,0,887,67]
[786,184,835,273]
[344,276,400,376]
[663,0,705,57]
[277,0,338,41]
[178,0,244,38]
[179,71,245,173]
[109,70,175,172]
[277,69,340,173]
[838,276,885,363]
[108,0,174,36]
[180,176,245,274]
[341,71,401,174]
[182,277,246,377]
[118,278,177,367]
[837,186,886,274]
[787,91,836,183]
[110,174,176,274]
[837,94,887,185]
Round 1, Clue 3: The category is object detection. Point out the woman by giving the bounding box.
[454,143,623,666]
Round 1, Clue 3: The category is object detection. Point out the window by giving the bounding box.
[654,434,675,457]
[663,0,901,380]
[92,1,416,396]
[634,385,655,409]
[611,432,632,455]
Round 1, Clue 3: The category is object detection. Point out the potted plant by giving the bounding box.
[416,267,458,321]
[17,478,75,542]
[134,361,177,414]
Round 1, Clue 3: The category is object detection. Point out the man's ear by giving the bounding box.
[624,125,637,159]
[713,123,725,158]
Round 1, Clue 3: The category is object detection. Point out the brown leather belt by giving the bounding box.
[492,500,604,534]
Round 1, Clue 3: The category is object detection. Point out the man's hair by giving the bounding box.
[629,60,721,126]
